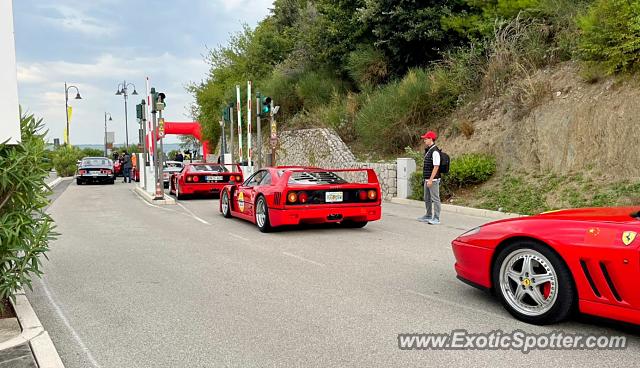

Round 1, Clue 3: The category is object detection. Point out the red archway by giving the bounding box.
[149,121,210,160]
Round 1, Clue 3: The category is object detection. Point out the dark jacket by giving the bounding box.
[123,154,132,169]
[423,145,441,180]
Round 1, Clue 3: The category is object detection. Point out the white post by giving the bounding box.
[236,85,243,164]
[0,0,21,144]
[247,81,253,174]
[145,77,154,194]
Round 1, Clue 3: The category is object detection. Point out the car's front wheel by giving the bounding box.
[221,190,232,218]
[255,196,272,233]
[492,241,575,325]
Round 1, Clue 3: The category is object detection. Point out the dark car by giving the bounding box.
[77,157,115,185]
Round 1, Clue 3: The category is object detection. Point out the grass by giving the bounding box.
[458,171,640,215]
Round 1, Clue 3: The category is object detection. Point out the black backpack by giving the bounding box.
[438,149,450,174]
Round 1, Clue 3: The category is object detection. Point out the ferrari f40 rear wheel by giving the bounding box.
[255,196,272,233]
[492,241,575,325]
[221,190,232,218]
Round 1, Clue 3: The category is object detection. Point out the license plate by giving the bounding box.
[325,191,343,203]
[91,171,100,175]
[206,176,223,181]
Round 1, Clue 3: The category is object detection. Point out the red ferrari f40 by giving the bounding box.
[219,166,382,232]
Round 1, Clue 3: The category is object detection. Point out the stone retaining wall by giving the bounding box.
[260,128,397,200]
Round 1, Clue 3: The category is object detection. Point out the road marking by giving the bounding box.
[404,289,510,321]
[228,232,250,242]
[133,189,211,225]
[282,251,326,267]
[37,278,102,368]
[176,202,211,225]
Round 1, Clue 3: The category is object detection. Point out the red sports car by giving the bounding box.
[169,163,243,199]
[219,166,382,232]
[452,207,640,325]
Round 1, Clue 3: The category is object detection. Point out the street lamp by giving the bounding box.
[104,112,113,157]
[115,80,138,150]
[64,82,82,145]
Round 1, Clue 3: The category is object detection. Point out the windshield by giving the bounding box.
[191,164,228,172]
[164,162,183,169]
[82,158,110,166]
[288,171,347,185]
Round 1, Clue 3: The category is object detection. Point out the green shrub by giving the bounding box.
[81,147,104,157]
[409,171,424,201]
[262,69,302,120]
[346,45,389,90]
[53,145,82,177]
[578,0,640,74]
[406,148,494,200]
[295,71,346,110]
[42,150,54,172]
[0,113,56,304]
[354,47,483,154]
[447,153,496,188]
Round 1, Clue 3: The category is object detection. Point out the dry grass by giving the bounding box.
[459,120,475,138]
[508,66,551,120]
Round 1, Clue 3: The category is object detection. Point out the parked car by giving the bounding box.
[219,166,382,232]
[163,161,184,188]
[76,157,115,185]
[169,163,243,199]
[452,206,640,325]
[113,160,123,177]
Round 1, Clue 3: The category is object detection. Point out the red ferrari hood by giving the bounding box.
[533,207,640,223]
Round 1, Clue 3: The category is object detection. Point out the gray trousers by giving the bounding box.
[424,179,441,220]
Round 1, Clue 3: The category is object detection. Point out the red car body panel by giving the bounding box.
[114,160,123,176]
[170,163,243,196]
[220,167,382,228]
[453,207,640,325]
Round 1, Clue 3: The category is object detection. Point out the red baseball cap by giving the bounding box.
[421,131,437,140]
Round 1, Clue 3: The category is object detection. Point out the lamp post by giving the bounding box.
[104,112,113,157]
[64,82,82,145]
[115,80,138,150]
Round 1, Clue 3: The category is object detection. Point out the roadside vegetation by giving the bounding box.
[191,0,639,210]
[458,172,640,215]
[0,113,56,308]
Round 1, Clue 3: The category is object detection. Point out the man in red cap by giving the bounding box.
[417,131,441,224]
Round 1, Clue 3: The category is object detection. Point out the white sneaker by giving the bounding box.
[417,215,431,222]
[427,219,440,225]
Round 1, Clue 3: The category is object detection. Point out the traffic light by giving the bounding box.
[222,107,229,122]
[261,96,272,117]
[136,103,144,120]
[157,92,166,111]
[150,88,158,113]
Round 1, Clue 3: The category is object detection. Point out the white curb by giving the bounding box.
[390,197,521,220]
[133,186,176,205]
[1,292,65,367]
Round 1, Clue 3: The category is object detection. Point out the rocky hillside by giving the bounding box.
[443,62,640,181]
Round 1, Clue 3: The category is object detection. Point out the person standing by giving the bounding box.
[417,131,441,225]
[122,150,132,183]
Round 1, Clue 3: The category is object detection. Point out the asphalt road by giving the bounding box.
[26,181,639,367]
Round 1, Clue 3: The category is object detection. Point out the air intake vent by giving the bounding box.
[580,260,601,298]
[599,262,622,302]
[274,192,281,205]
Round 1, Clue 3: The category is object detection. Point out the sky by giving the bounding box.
[13,0,273,144]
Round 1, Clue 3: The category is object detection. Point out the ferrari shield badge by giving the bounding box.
[622,231,637,246]
[238,192,245,212]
